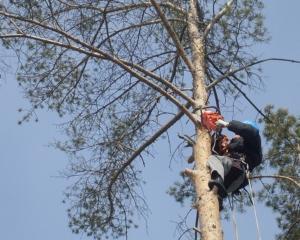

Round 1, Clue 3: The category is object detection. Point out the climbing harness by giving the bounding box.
[211,133,229,155]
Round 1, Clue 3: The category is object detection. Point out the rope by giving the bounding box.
[194,210,199,240]
[211,132,219,155]
[228,194,239,240]
[211,129,224,155]
[246,168,262,240]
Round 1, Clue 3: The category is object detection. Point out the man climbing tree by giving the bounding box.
[0,1,298,240]
[207,118,262,209]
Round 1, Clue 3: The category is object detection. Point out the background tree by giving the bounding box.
[1,0,294,239]
[257,106,300,240]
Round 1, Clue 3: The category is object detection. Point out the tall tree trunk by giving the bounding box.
[186,1,223,239]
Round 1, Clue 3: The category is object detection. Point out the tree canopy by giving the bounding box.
[2,1,298,240]
[258,106,300,240]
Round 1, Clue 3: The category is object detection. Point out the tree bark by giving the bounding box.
[187,1,223,239]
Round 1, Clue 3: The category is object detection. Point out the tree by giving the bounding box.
[258,106,300,240]
[0,0,284,239]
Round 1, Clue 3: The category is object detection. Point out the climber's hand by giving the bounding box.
[216,119,229,128]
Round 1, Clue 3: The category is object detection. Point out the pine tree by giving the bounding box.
[258,106,300,240]
[0,1,280,239]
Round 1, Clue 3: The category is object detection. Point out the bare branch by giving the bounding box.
[282,219,300,240]
[207,58,269,120]
[119,58,196,106]
[204,0,234,38]
[252,57,300,65]
[0,33,99,56]
[107,102,191,221]
[0,32,198,123]
[0,11,194,106]
[207,57,246,85]
[0,9,195,106]
[106,59,197,124]
[227,78,270,120]
[184,168,196,179]
[150,0,195,73]
[110,102,191,184]
[178,134,195,146]
[99,18,186,48]
[250,175,300,188]
[206,57,300,90]
[57,0,186,15]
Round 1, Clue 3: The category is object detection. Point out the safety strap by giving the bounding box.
[245,165,262,240]
[229,194,239,240]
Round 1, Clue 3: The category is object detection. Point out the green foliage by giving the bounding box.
[167,172,195,205]
[0,0,269,239]
[259,106,300,240]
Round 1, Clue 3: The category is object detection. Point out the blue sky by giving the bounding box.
[0,1,299,240]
